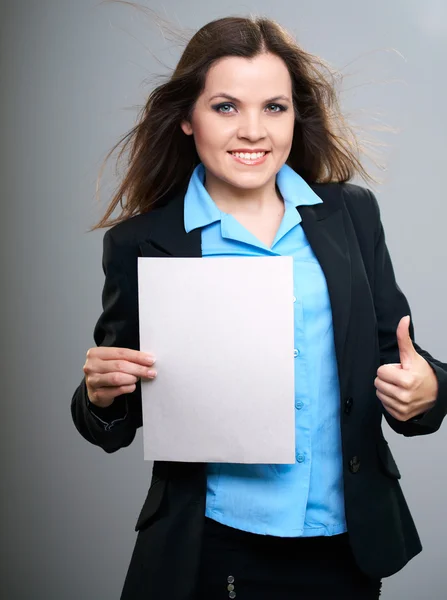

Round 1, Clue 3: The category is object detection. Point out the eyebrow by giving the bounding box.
[208,93,291,103]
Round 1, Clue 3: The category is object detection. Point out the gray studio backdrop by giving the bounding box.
[1,1,446,599]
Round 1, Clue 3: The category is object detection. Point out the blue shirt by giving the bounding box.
[184,163,347,537]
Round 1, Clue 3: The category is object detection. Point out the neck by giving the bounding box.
[204,170,283,216]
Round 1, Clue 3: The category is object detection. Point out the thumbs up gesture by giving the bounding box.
[375,316,438,421]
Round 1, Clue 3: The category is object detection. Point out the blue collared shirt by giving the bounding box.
[184,163,347,537]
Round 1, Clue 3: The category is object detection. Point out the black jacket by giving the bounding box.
[71,181,447,600]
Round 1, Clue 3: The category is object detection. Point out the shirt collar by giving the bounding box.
[184,162,323,234]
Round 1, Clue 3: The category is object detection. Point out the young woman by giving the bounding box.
[71,16,447,600]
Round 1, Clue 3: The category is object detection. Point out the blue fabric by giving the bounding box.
[184,163,347,537]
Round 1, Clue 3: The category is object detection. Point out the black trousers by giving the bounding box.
[196,517,382,600]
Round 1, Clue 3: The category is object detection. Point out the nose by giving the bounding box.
[237,112,267,142]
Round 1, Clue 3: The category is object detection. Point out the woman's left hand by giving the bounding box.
[375,316,439,421]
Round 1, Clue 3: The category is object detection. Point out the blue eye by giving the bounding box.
[213,103,235,114]
[267,103,287,113]
[211,102,288,114]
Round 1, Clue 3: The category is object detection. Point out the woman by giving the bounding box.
[71,15,447,600]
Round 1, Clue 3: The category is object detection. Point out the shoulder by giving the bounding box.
[340,182,381,234]
[98,202,176,271]
[311,180,380,221]
[103,203,171,248]
[340,181,378,212]
[310,180,373,204]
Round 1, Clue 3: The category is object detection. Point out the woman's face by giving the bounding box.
[181,52,295,194]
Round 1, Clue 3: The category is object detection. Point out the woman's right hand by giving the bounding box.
[83,347,157,408]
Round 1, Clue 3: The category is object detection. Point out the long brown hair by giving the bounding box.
[92,15,372,230]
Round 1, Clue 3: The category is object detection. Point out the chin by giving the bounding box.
[226,174,272,190]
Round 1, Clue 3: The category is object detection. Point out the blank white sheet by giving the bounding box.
[138,256,296,463]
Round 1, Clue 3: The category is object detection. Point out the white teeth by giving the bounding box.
[231,151,266,160]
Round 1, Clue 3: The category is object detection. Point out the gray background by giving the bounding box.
[1,0,446,598]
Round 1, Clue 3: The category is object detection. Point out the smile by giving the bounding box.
[228,151,270,165]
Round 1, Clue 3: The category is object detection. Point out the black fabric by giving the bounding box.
[70,182,447,600]
[196,517,382,600]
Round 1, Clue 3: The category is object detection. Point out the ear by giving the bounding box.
[180,120,193,136]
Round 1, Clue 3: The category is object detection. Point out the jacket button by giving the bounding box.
[344,397,353,415]
[349,456,361,473]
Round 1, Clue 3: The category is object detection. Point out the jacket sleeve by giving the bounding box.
[71,228,143,453]
[368,189,447,436]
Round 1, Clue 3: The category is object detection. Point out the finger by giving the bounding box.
[376,364,414,389]
[376,390,412,421]
[89,383,137,406]
[86,358,156,381]
[376,389,425,421]
[86,347,156,365]
[87,372,139,390]
[396,315,415,371]
[376,391,402,421]
[374,377,402,401]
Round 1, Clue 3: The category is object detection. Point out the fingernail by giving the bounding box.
[147,369,157,378]
[146,355,156,364]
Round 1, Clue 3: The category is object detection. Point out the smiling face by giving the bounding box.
[181,52,295,199]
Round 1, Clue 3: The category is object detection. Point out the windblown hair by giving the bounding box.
[93,15,372,230]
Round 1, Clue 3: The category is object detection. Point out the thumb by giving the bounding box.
[396,315,415,370]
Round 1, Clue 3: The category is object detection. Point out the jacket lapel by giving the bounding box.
[139,184,352,378]
[138,194,202,259]
[300,184,351,376]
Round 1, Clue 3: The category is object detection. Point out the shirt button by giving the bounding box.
[296,454,305,463]
[293,348,299,358]
[296,401,304,410]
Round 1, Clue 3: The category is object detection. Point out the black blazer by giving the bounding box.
[71,181,447,600]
